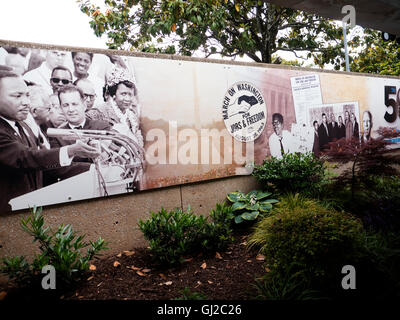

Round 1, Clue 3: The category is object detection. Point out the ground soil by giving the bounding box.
[0,227,266,301]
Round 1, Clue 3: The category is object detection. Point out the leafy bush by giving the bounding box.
[321,174,400,231]
[254,263,322,300]
[205,203,235,250]
[356,231,400,299]
[252,152,329,195]
[138,205,233,266]
[365,175,400,201]
[0,207,108,288]
[248,194,365,293]
[227,190,278,224]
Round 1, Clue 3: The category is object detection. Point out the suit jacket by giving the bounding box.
[0,118,61,213]
[49,118,111,163]
[328,121,339,141]
[353,121,359,139]
[313,132,320,157]
[50,118,111,148]
[337,123,346,139]
[318,123,330,150]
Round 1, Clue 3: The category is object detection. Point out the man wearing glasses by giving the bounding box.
[50,66,73,94]
[0,71,100,212]
[74,78,104,121]
[268,112,294,159]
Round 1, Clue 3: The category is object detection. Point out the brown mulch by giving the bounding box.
[0,228,267,301]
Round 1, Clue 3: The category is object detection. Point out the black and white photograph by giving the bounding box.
[307,102,360,156]
[0,46,145,212]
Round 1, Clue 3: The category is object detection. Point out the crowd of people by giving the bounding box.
[268,109,370,159]
[0,46,144,212]
[312,110,361,156]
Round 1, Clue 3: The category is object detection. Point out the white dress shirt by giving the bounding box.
[268,130,294,159]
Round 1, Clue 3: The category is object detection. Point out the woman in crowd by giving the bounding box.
[71,51,104,107]
[102,66,143,148]
[102,66,145,189]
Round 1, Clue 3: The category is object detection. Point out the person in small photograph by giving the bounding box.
[268,112,293,159]
[27,85,52,149]
[24,50,69,95]
[345,110,353,140]
[312,120,320,157]
[72,52,93,80]
[0,70,99,212]
[71,52,104,106]
[351,112,359,139]
[337,115,346,139]
[50,66,73,94]
[74,78,104,121]
[362,110,372,145]
[328,112,339,141]
[103,66,143,148]
[318,113,330,151]
[50,85,111,148]
[48,94,67,128]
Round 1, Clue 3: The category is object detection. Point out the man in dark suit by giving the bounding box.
[49,85,111,160]
[312,120,320,157]
[337,115,346,139]
[0,71,101,213]
[351,112,360,139]
[318,113,330,151]
[328,113,339,141]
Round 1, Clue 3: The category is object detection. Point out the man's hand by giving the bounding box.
[66,140,101,159]
[107,54,127,69]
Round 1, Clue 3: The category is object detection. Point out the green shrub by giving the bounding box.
[248,194,364,290]
[252,152,330,195]
[138,205,233,266]
[363,175,400,201]
[227,190,278,224]
[0,207,108,288]
[323,174,400,231]
[355,231,400,299]
[205,203,234,250]
[254,263,322,300]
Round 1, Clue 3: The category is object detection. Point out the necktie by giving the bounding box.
[15,121,31,147]
[279,137,284,156]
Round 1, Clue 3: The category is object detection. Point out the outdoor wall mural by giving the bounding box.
[0,43,400,212]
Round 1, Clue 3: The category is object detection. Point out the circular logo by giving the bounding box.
[222,82,267,142]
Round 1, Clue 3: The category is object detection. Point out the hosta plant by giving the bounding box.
[227,190,278,224]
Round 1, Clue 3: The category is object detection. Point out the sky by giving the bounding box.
[0,0,107,49]
[0,0,280,62]
[0,0,349,67]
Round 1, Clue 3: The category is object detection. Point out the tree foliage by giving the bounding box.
[350,29,400,75]
[77,0,345,66]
